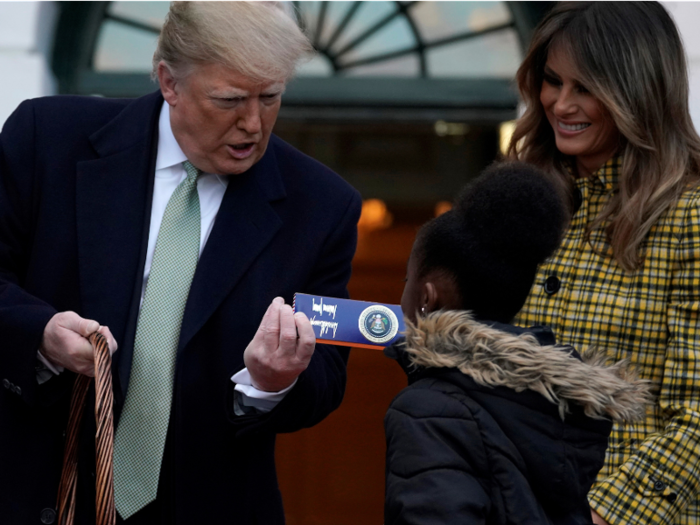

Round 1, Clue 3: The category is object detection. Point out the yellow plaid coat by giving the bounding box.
[515,157,700,525]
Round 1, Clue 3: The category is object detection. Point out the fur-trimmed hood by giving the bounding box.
[398,311,651,422]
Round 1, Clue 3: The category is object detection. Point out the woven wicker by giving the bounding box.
[56,332,116,525]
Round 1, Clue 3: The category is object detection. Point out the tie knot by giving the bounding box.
[182,161,201,181]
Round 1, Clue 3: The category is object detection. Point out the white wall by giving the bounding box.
[0,1,57,127]
[663,2,700,131]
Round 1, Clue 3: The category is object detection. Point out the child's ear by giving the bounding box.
[421,281,439,314]
[422,272,461,314]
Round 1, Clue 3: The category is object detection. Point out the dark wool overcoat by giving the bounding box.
[0,91,361,524]
[384,311,648,525]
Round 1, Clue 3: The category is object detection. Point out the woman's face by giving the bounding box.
[539,44,620,176]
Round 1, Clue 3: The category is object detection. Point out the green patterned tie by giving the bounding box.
[113,161,201,519]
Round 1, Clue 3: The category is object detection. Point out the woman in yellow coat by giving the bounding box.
[510,3,700,524]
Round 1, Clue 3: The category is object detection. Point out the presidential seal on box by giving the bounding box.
[293,293,404,349]
[358,305,399,344]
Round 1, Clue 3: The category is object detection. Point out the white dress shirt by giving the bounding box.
[38,101,292,412]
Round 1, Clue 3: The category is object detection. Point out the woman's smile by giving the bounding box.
[540,44,620,176]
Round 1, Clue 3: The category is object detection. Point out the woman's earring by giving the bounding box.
[421,307,426,315]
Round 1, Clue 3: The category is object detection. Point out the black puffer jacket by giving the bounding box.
[384,311,648,525]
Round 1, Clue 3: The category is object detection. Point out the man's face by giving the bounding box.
[160,62,285,175]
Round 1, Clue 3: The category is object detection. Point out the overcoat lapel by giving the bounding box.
[178,143,286,353]
[75,92,162,396]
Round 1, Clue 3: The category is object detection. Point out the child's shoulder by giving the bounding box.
[387,374,481,421]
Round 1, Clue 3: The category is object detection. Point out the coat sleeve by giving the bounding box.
[0,100,60,407]
[589,192,700,525]
[384,385,492,525]
[228,186,362,436]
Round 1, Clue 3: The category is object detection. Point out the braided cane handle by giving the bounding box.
[56,332,116,525]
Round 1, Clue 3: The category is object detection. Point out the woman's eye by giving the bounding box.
[543,74,561,87]
[576,85,590,94]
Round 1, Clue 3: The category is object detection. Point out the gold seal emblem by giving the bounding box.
[358,305,399,344]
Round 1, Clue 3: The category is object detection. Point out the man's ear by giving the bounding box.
[158,61,179,106]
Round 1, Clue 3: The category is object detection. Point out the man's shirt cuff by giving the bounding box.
[231,368,296,414]
[36,350,64,385]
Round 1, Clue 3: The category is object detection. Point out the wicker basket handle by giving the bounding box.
[56,332,116,525]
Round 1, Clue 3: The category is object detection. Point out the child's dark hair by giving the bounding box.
[413,161,568,323]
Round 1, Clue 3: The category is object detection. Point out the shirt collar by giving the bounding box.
[155,100,188,171]
[568,155,621,193]
[592,155,621,192]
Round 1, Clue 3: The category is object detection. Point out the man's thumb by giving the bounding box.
[74,315,100,337]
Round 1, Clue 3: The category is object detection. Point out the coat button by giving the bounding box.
[14,385,21,396]
[544,276,561,295]
[573,188,583,213]
[40,508,56,524]
[654,480,666,491]
[2,379,9,390]
[667,492,678,503]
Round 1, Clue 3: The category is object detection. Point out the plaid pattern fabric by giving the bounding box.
[515,156,700,525]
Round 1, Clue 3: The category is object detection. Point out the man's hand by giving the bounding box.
[591,509,610,525]
[244,297,316,392]
[40,311,118,377]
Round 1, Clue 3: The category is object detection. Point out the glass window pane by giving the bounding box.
[108,1,169,29]
[296,53,335,77]
[341,54,420,77]
[330,1,397,54]
[316,1,357,47]
[90,1,523,81]
[337,17,415,66]
[296,1,323,36]
[427,28,520,78]
[94,20,159,72]
[411,2,511,43]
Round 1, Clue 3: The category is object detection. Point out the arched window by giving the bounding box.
[52,1,553,121]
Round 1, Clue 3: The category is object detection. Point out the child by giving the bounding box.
[384,162,649,525]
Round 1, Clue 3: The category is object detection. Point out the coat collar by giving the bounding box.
[89,91,164,157]
[384,319,560,387]
[388,310,649,422]
[177,143,286,353]
[76,91,163,353]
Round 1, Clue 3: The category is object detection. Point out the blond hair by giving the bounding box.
[153,2,313,83]
[509,2,700,271]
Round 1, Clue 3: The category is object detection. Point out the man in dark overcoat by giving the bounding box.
[0,2,361,523]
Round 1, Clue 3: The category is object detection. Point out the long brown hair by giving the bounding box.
[509,2,700,271]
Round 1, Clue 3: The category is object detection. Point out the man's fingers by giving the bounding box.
[40,311,108,377]
[70,339,97,377]
[97,325,119,355]
[243,298,316,392]
[258,299,283,350]
[53,311,100,338]
[294,312,315,361]
[72,315,100,337]
[277,304,298,354]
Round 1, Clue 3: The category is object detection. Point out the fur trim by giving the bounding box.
[403,311,652,422]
